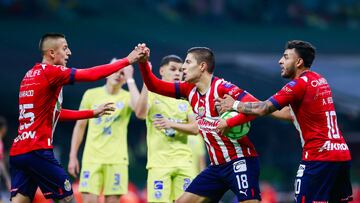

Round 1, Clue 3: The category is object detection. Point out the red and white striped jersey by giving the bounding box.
[269,71,351,161]
[10,63,75,156]
[177,77,258,165]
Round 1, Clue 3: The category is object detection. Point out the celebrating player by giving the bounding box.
[135,55,199,203]
[10,33,145,203]
[137,45,262,203]
[216,40,353,202]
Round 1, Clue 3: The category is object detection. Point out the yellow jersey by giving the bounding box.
[80,86,132,164]
[146,92,193,168]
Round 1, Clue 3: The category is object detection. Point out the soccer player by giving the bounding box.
[10,33,145,203]
[216,40,353,202]
[135,55,199,203]
[137,45,262,203]
[0,116,11,203]
[67,61,140,203]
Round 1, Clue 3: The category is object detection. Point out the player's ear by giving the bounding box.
[48,49,56,59]
[199,62,206,72]
[159,66,165,76]
[296,58,304,68]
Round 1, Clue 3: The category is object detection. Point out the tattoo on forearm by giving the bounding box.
[239,102,276,115]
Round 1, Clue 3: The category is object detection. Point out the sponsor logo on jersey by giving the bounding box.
[83,171,90,179]
[288,81,297,87]
[116,102,124,109]
[64,179,72,191]
[318,141,349,152]
[154,181,163,190]
[154,190,162,199]
[223,82,234,88]
[25,69,41,78]
[14,131,36,142]
[183,178,191,190]
[197,118,219,132]
[296,164,305,177]
[178,103,188,112]
[233,159,247,173]
[19,90,34,98]
[311,78,328,87]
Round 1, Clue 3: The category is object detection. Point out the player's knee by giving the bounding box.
[61,194,74,202]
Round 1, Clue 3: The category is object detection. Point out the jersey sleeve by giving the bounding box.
[217,80,248,101]
[139,61,195,99]
[42,64,76,86]
[268,78,307,110]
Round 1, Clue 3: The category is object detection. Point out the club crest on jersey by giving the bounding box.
[233,160,247,173]
[178,103,187,112]
[197,106,205,118]
[64,179,72,192]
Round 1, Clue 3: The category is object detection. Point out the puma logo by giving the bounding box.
[239,189,247,196]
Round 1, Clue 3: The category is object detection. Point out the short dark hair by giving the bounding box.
[0,116,7,130]
[160,55,183,67]
[285,40,316,68]
[39,33,66,55]
[187,47,215,73]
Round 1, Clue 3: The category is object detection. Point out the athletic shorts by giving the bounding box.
[294,160,353,203]
[147,166,195,202]
[186,157,261,202]
[10,149,73,200]
[79,163,128,196]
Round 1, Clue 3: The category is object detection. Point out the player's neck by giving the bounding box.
[196,73,213,95]
[294,67,310,79]
[41,57,54,65]
[105,83,122,95]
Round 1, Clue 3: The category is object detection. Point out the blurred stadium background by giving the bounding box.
[1,0,360,202]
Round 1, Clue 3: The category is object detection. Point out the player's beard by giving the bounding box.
[282,66,296,79]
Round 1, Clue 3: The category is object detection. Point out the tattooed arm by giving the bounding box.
[234,100,277,116]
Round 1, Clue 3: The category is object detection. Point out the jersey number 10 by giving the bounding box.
[325,111,340,139]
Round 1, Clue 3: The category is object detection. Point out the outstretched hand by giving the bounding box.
[215,94,236,114]
[93,102,115,117]
[127,43,148,64]
[68,156,80,178]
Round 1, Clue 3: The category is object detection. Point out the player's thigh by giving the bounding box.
[185,166,227,202]
[82,193,98,203]
[103,164,128,195]
[147,167,173,203]
[225,157,261,202]
[294,161,346,203]
[78,162,103,196]
[10,155,38,200]
[21,150,73,200]
[329,161,353,202]
[172,166,195,200]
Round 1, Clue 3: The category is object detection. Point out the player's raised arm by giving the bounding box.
[74,48,145,82]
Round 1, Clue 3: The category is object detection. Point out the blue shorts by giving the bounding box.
[294,160,352,203]
[186,157,261,202]
[10,149,73,200]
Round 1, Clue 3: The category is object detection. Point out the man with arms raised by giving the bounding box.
[10,33,145,203]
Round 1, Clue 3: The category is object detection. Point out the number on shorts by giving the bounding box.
[295,179,301,194]
[114,173,120,186]
[236,174,249,190]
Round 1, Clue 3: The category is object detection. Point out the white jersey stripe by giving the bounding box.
[200,129,219,165]
[229,138,244,158]
[289,105,304,147]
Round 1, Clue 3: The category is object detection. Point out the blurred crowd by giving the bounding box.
[1,0,360,29]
